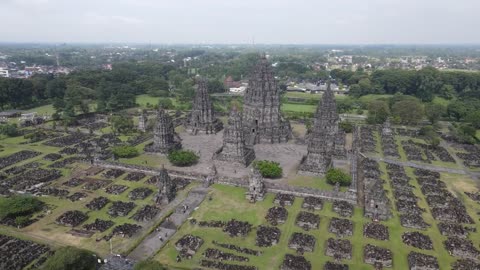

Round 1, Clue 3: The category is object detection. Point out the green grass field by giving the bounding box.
[281,103,316,113]
[155,181,475,270]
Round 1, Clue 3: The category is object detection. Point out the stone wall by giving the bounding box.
[91,160,357,204]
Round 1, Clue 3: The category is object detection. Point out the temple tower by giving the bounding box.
[146,109,181,154]
[214,106,255,166]
[154,166,176,205]
[245,167,266,202]
[186,79,223,135]
[242,54,291,144]
[298,82,340,176]
[138,110,147,132]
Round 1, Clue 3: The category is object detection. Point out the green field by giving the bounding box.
[154,179,480,270]
[281,103,316,113]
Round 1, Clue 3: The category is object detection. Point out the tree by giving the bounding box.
[425,103,446,124]
[0,196,44,220]
[366,100,390,124]
[134,260,166,270]
[110,114,134,135]
[42,246,96,270]
[168,150,199,166]
[326,168,351,186]
[447,101,468,121]
[157,98,174,110]
[465,111,480,129]
[419,126,440,147]
[207,79,226,93]
[339,121,354,133]
[253,160,283,179]
[392,99,424,125]
[0,123,19,137]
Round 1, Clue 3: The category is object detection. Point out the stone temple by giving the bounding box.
[242,54,291,144]
[154,166,176,205]
[245,167,266,202]
[145,109,181,154]
[186,78,223,135]
[214,106,255,166]
[298,82,344,176]
[138,110,147,132]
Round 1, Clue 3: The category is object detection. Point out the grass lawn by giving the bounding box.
[155,183,454,270]
[281,103,316,113]
[136,95,179,108]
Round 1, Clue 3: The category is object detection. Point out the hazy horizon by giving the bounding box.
[3,0,480,44]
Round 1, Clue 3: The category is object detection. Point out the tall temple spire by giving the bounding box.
[214,106,255,166]
[242,54,291,144]
[186,78,223,135]
[145,109,181,154]
[298,80,343,176]
[154,166,176,205]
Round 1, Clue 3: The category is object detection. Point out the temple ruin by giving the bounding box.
[154,166,176,205]
[298,82,344,176]
[214,106,255,166]
[242,54,291,144]
[186,78,223,135]
[145,109,181,154]
[245,168,266,202]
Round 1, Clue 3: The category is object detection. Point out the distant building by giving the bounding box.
[0,68,8,78]
[224,76,242,88]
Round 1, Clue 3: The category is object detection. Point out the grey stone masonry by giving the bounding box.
[245,168,266,202]
[138,110,147,132]
[186,78,223,135]
[299,82,342,176]
[154,166,176,205]
[242,54,291,144]
[214,107,255,166]
[145,109,181,154]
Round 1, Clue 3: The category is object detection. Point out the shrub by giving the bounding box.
[254,160,283,178]
[0,196,44,220]
[339,121,354,133]
[112,145,139,158]
[134,260,166,270]
[168,150,199,166]
[326,168,351,187]
[42,246,96,270]
[0,123,19,137]
[157,98,174,110]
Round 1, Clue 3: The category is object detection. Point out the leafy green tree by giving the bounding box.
[157,98,174,110]
[134,260,166,270]
[439,84,456,100]
[0,196,44,220]
[168,150,199,166]
[254,160,283,179]
[339,121,354,133]
[207,79,226,93]
[110,114,134,135]
[392,98,424,125]
[366,100,390,124]
[42,246,96,270]
[326,168,351,186]
[447,100,468,121]
[0,124,19,137]
[425,103,446,124]
[465,111,480,129]
[419,126,440,147]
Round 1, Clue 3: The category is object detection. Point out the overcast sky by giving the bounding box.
[2,0,479,44]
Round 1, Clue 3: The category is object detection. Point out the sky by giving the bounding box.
[2,0,480,44]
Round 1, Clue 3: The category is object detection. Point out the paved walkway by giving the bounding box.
[127,186,209,260]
